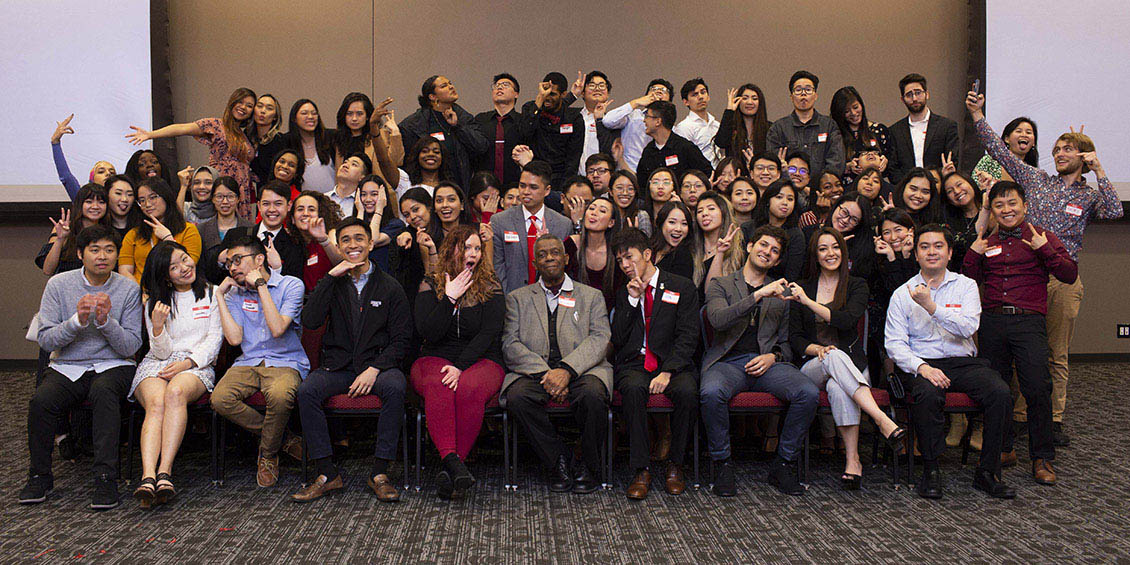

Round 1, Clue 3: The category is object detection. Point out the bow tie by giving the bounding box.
[999,227,1024,240]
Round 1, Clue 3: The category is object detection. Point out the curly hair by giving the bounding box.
[427,224,500,307]
[287,190,343,242]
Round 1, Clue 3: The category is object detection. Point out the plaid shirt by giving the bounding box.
[975,118,1123,261]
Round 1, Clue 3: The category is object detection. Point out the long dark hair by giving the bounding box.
[751,180,800,229]
[288,98,332,165]
[726,83,768,157]
[103,174,143,230]
[1001,116,1039,167]
[287,190,343,243]
[575,195,620,292]
[940,171,983,219]
[650,200,695,266]
[269,148,305,190]
[59,184,110,259]
[399,186,442,239]
[353,174,398,228]
[804,226,850,310]
[432,181,475,228]
[136,178,187,242]
[830,86,879,159]
[609,169,642,231]
[405,136,454,185]
[125,149,178,190]
[141,240,209,320]
[247,93,283,145]
[468,171,501,223]
[333,92,375,161]
[894,167,944,225]
[824,191,874,240]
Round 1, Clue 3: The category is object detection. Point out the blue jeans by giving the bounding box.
[700,353,818,462]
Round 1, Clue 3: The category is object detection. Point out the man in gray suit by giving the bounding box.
[490,160,574,293]
[501,235,612,494]
[700,224,818,497]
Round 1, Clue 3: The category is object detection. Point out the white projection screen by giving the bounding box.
[0,0,151,203]
[986,1,1130,200]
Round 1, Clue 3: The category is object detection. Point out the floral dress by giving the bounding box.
[195,118,254,220]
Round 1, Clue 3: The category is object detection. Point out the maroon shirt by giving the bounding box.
[962,222,1077,315]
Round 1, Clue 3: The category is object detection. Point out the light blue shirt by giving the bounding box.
[601,103,648,170]
[884,269,981,375]
[351,263,374,296]
[225,269,310,378]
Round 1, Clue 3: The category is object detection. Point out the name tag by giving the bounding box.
[985,246,1002,257]
[817,133,828,142]
[944,303,962,309]
[588,123,596,132]
[307,254,319,266]
[369,300,382,308]
[560,124,573,134]
[242,299,259,313]
[558,297,576,308]
[665,155,679,166]
[192,305,210,320]
[504,230,520,243]
[430,132,446,141]
[661,290,680,304]
[1065,203,1083,217]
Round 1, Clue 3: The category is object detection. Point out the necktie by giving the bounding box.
[261,231,273,248]
[494,114,506,181]
[527,216,539,284]
[643,284,658,372]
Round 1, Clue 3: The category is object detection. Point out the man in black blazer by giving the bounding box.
[206,181,305,284]
[474,73,527,185]
[291,218,412,503]
[610,228,700,500]
[887,73,960,184]
[636,100,713,184]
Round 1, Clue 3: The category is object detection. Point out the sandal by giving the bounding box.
[884,427,908,454]
[133,477,156,509]
[154,473,176,505]
[841,473,862,491]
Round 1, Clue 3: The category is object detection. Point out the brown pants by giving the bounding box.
[211,363,301,456]
[1014,277,1082,423]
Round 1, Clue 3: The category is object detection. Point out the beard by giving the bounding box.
[905,101,926,114]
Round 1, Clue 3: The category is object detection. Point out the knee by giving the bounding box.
[88,380,123,407]
[667,377,699,404]
[911,380,945,407]
[28,389,57,416]
[378,371,407,403]
[791,380,820,407]
[619,379,648,402]
[504,383,538,412]
[296,380,319,406]
[574,380,607,412]
[163,385,189,408]
[264,384,298,411]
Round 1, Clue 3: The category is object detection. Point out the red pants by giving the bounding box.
[410,356,504,460]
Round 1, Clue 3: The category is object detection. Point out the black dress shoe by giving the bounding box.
[973,469,1016,499]
[917,466,944,499]
[765,457,804,496]
[548,455,573,493]
[1052,422,1070,447]
[572,464,600,494]
[712,459,736,497]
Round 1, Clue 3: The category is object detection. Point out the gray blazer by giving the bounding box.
[490,205,574,294]
[702,269,793,372]
[500,280,613,397]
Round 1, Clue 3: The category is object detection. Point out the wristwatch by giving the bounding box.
[252,278,267,289]
[773,351,783,363]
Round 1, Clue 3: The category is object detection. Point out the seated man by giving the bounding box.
[502,235,612,494]
[610,228,699,499]
[885,224,1014,499]
[211,235,310,488]
[291,218,412,503]
[21,225,142,509]
[700,225,817,497]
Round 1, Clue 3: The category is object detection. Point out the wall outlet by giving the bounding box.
[1118,324,1130,339]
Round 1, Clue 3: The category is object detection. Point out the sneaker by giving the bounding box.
[18,475,53,504]
[766,457,804,496]
[1052,422,1070,447]
[90,474,120,510]
[712,460,736,497]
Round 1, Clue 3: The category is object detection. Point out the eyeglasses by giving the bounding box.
[136,195,163,205]
[649,179,674,187]
[612,185,635,194]
[753,164,778,173]
[787,166,809,175]
[213,194,237,202]
[586,82,608,91]
[224,253,261,269]
[792,87,815,95]
[587,167,610,176]
[834,207,862,226]
[903,89,927,99]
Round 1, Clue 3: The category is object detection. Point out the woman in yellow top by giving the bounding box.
[119,177,202,283]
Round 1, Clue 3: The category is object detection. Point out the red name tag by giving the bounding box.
[430,132,446,141]
[242,299,259,313]
[818,133,828,142]
[665,155,679,166]
[1065,204,1083,217]
[192,305,210,320]
[661,290,680,304]
[560,124,573,134]
[306,254,318,266]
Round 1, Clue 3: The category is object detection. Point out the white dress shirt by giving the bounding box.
[522,204,546,234]
[672,112,721,167]
[884,269,981,375]
[579,107,600,174]
[539,274,575,313]
[602,103,648,170]
[329,186,358,217]
[908,109,931,168]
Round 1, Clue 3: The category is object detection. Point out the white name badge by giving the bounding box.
[431,132,446,141]
[944,303,962,309]
[192,305,210,320]
[985,246,1002,257]
[560,124,574,134]
[242,299,259,313]
[818,133,828,142]
[558,297,576,308]
[370,300,382,308]
[661,290,680,304]
[665,155,679,166]
[1065,203,1083,217]
[307,254,319,266]
[504,230,521,243]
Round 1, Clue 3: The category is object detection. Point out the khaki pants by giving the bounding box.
[1014,277,1082,423]
[211,363,301,456]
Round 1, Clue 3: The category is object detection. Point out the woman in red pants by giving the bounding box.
[410,223,505,498]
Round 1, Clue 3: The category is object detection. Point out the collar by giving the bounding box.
[522,205,546,225]
[81,269,110,288]
[257,224,281,239]
[331,186,357,201]
[539,274,574,297]
[686,112,716,126]
[911,268,955,288]
[352,262,374,281]
[645,267,660,290]
[790,110,820,125]
[909,109,932,126]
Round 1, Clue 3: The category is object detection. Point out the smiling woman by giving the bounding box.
[119,177,202,283]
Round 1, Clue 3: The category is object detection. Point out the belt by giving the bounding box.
[985,305,1042,316]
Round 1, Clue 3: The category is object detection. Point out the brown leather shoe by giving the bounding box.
[367,474,400,502]
[281,434,304,462]
[1032,459,1057,486]
[291,474,343,503]
[256,454,279,488]
[665,464,686,496]
[1000,450,1018,468]
[626,470,651,500]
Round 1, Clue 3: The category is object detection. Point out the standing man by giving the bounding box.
[490,161,573,293]
[636,100,713,185]
[673,78,721,167]
[602,79,674,171]
[610,228,699,499]
[474,73,526,185]
[964,181,1076,486]
[700,225,818,497]
[399,75,489,190]
[211,235,310,488]
[885,225,1014,500]
[502,235,612,494]
[519,72,585,188]
[564,71,619,173]
[21,226,142,509]
[292,218,412,503]
[327,152,372,217]
[766,70,844,181]
[887,73,959,183]
[584,153,616,196]
[967,90,1122,445]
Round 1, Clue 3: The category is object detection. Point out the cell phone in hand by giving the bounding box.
[972,79,981,94]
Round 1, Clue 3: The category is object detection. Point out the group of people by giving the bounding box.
[24,68,1120,510]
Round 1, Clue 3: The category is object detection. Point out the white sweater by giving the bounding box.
[144,289,223,370]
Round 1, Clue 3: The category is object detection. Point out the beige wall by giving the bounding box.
[3,1,1126,359]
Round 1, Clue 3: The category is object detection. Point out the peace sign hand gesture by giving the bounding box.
[940,152,956,176]
[50,208,71,239]
[716,224,739,254]
[51,114,75,145]
[143,211,173,242]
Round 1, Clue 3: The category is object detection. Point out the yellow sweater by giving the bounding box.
[119,223,202,283]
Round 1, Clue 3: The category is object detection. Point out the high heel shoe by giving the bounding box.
[841,473,862,491]
[885,426,908,454]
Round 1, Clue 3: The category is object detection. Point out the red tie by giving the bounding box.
[527,216,539,284]
[643,284,658,372]
[494,114,506,181]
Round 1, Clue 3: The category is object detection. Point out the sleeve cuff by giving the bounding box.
[555,362,579,380]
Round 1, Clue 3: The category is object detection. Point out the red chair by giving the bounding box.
[412,396,504,492]
[611,390,702,488]
[124,393,218,485]
[500,395,614,491]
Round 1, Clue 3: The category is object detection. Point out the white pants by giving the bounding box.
[800,349,870,427]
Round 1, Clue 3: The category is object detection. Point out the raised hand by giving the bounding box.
[177,165,195,189]
[965,91,985,120]
[264,236,282,270]
[143,211,173,242]
[328,259,358,278]
[877,155,889,172]
[217,276,238,296]
[626,275,645,299]
[150,301,171,332]
[440,365,461,391]
[975,170,996,193]
[909,282,934,311]
[371,97,394,126]
[776,146,787,165]
[482,191,499,214]
[536,82,552,107]
[244,267,265,288]
[570,70,585,99]
[1079,151,1104,176]
[76,294,96,325]
[49,208,71,239]
[715,224,739,254]
[443,108,458,126]
[759,278,790,300]
[396,231,414,249]
[51,114,75,144]
[416,226,436,254]
[445,268,474,302]
[878,193,895,212]
[874,236,895,260]
[847,157,862,175]
[1022,224,1048,250]
[125,125,153,145]
[941,152,956,176]
[785,282,808,303]
[610,137,624,164]
[567,196,586,223]
[741,146,755,168]
[593,98,613,120]
[308,216,328,242]
[511,145,534,166]
[1069,124,1085,134]
[726,87,739,111]
[93,292,111,326]
[478,221,493,245]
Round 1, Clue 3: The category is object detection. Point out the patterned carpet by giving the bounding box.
[0,363,1127,563]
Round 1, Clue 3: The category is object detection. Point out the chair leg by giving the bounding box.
[501,412,510,491]
[799,433,808,484]
[210,409,219,485]
[126,407,136,485]
[415,412,423,492]
[692,422,700,489]
[907,424,916,486]
[603,408,613,490]
[402,412,410,492]
[960,413,973,465]
[510,413,519,491]
[301,437,309,487]
[218,412,227,486]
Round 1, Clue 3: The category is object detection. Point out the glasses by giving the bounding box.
[683,182,706,190]
[904,89,927,99]
[214,194,237,202]
[586,82,609,91]
[834,207,862,226]
[223,253,255,269]
[587,167,610,176]
[787,166,809,175]
[650,179,674,187]
[136,195,163,205]
[753,164,778,173]
[612,185,635,194]
[792,87,815,95]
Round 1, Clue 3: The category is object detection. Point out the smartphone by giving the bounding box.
[972,79,981,95]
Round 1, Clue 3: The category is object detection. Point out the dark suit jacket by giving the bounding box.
[636,132,713,187]
[788,276,869,371]
[610,270,700,374]
[518,100,585,187]
[702,269,793,372]
[205,224,304,285]
[301,267,412,374]
[887,112,960,184]
[473,108,527,184]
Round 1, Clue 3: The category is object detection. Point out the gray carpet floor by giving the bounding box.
[0,363,1127,563]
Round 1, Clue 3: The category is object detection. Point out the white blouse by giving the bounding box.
[145,289,223,370]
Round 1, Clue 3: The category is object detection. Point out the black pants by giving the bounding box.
[28,366,132,480]
[297,368,406,462]
[899,357,1009,474]
[980,312,1055,460]
[505,374,609,474]
[615,367,698,470]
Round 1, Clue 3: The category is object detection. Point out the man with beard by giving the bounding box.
[474,73,526,185]
[767,70,844,182]
[518,72,585,189]
[399,75,489,190]
[888,73,959,183]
